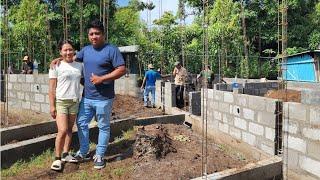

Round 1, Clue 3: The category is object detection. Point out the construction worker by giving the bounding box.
[197,65,214,88]
[21,55,33,74]
[141,64,161,108]
[173,61,187,108]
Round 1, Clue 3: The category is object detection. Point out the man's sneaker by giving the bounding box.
[62,153,78,163]
[93,155,105,169]
[74,151,91,162]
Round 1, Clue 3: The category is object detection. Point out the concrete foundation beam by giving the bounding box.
[1,120,56,145]
[192,156,282,180]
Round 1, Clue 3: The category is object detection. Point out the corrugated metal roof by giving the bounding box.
[119,45,139,53]
[274,50,320,60]
[285,50,320,58]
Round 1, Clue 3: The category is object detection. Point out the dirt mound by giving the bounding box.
[133,124,254,180]
[265,89,301,102]
[112,95,164,119]
[134,125,176,160]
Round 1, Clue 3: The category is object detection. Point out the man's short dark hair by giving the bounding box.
[87,19,104,33]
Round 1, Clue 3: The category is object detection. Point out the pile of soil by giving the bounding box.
[264,89,301,102]
[112,95,164,119]
[134,125,176,160]
[133,124,254,180]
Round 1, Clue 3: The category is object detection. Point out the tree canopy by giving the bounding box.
[1,0,319,78]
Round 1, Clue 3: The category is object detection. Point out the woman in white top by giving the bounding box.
[49,40,83,171]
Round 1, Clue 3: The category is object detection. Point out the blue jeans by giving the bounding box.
[144,86,155,106]
[76,98,114,156]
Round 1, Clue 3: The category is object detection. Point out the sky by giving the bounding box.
[117,0,194,25]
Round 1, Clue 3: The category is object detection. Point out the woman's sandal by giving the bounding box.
[51,160,62,171]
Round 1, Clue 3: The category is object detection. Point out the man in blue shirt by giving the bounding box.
[52,20,126,169]
[75,20,126,169]
[140,64,161,108]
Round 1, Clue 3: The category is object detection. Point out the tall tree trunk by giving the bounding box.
[240,1,249,78]
[241,1,249,62]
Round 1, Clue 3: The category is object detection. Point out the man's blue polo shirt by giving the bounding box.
[76,43,124,100]
[145,70,160,87]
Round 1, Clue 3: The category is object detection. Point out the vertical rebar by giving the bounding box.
[100,0,102,22]
[1,0,10,125]
[106,0,109,42]
[201,0,209,178]
[278,0,288,179]
[63,0,68,40]
[79,0,84,48]
[102,0,106,33]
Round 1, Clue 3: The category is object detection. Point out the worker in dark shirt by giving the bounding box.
[21,56,33,74]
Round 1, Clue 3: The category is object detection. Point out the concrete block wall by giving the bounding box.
[164,82,176,111]
[214,82,279,97]
[301,89,320,105]
[223,78,264,84]
[114,74,141,98]
[202,89,278,156]
[6,74,141,113]
[283,102,320,179]
[243,82,279,96]
[6,74,51,113]
[155,80,163,108]
[189,91,201,116]
[155,81,177,113]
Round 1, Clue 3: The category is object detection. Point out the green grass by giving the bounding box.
[1,149,53,177]
[58,170,104,180]
[112,167,126,177]
[2,129,136,179]
[113,128,135,143]
[89,142,97,150]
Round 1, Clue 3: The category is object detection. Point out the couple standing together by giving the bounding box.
[48,20,126,170]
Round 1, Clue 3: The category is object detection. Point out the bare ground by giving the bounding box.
[112,95,164,119]
[264,89,301,102]
[0,95,164,128]
[5,124,255,180]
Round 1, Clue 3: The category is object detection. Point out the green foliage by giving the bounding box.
[286,47,307,55]
[113,128,135,143]
[240,58,249,78]
[8,0,53,71]
[308,31,320,50]
[109,7,141,46]
[249,58,259,78]
[2,0,320,76]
